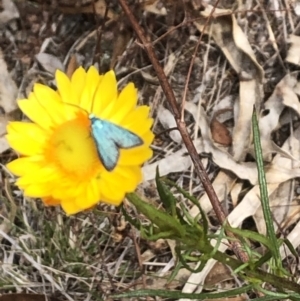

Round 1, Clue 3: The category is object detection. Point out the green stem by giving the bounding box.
[185,233,300,293]
[127,192,300,294]
[211,248,300,293]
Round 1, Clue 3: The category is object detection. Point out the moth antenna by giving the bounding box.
[63,102,89,114]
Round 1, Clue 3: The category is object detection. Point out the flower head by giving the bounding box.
[6,66,154,215]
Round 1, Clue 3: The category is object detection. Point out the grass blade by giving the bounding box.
[252,108,282,271]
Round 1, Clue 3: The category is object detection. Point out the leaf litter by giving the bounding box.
[1,0,300,300]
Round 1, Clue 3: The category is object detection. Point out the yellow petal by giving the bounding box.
[22,182,53,197]
[7,121,47,144]
[126,118,153,137]
[80,66,102,112]
[118,147,153,166]
[33,84,65,124]
[51,177,90,201]
[115,165,142,182]
[100,177,125,201]
[142,131,155,145]
[6,122,48,156]
[93,70,118,117]
[87,178,101,204]
[6,156,43,176]
[76,178,101,209]
[70,66,87,105]
[61,199,82,215]
[60,180,97,213]
[51,177,79,199]
[55,69,72,104]
[102,165,142,191]
[43,196,61,206]
[122,106,151,127]
[35,84,78,121]
[16,166,56,185]
[18,96,54,130]
[108,83,138,123]
[101,196,123,206]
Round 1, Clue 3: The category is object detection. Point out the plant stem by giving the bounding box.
[211,248,300,293]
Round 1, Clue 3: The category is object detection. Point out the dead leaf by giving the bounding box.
[280,214,300,259]
[286,35,300,65]
[204,262,233,289]
[35,53,64,74]
[292,2,300,16]
[0,49,18,113]
[110,25,132,69]
[66,54,79,79]
[157,105,181,144]
[0,0,19,25]
[143,147,192,181]
[143,0,167,15]
[194,6,264,160]
[211,96,234,123]
[210,114,232,146]
[253,181,298,235]
[0,49,17,154]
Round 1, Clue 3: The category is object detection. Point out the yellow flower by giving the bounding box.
[6,66,154,215]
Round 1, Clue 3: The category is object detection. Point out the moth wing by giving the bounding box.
[91,118,143,171]
[102,120,143,148]
[91,120,119,171]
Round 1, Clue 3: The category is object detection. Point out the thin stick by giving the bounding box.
[117,0,249,262]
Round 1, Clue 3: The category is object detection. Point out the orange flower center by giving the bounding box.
[45,113,103,179]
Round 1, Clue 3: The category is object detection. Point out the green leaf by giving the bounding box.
[175,245,207,273]
[283,238,299,260]
[120,204,141,229]
[163,178,209,239]
[112,285,253,299]
[252,108,282,272]
[225,225,274,251]
[126,193,186,239]
[155,167,177,216]
[167,258,184,285]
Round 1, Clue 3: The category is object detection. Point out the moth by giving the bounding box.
[89,114,143,171]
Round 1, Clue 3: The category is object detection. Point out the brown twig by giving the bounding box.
[117,0,249,263]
